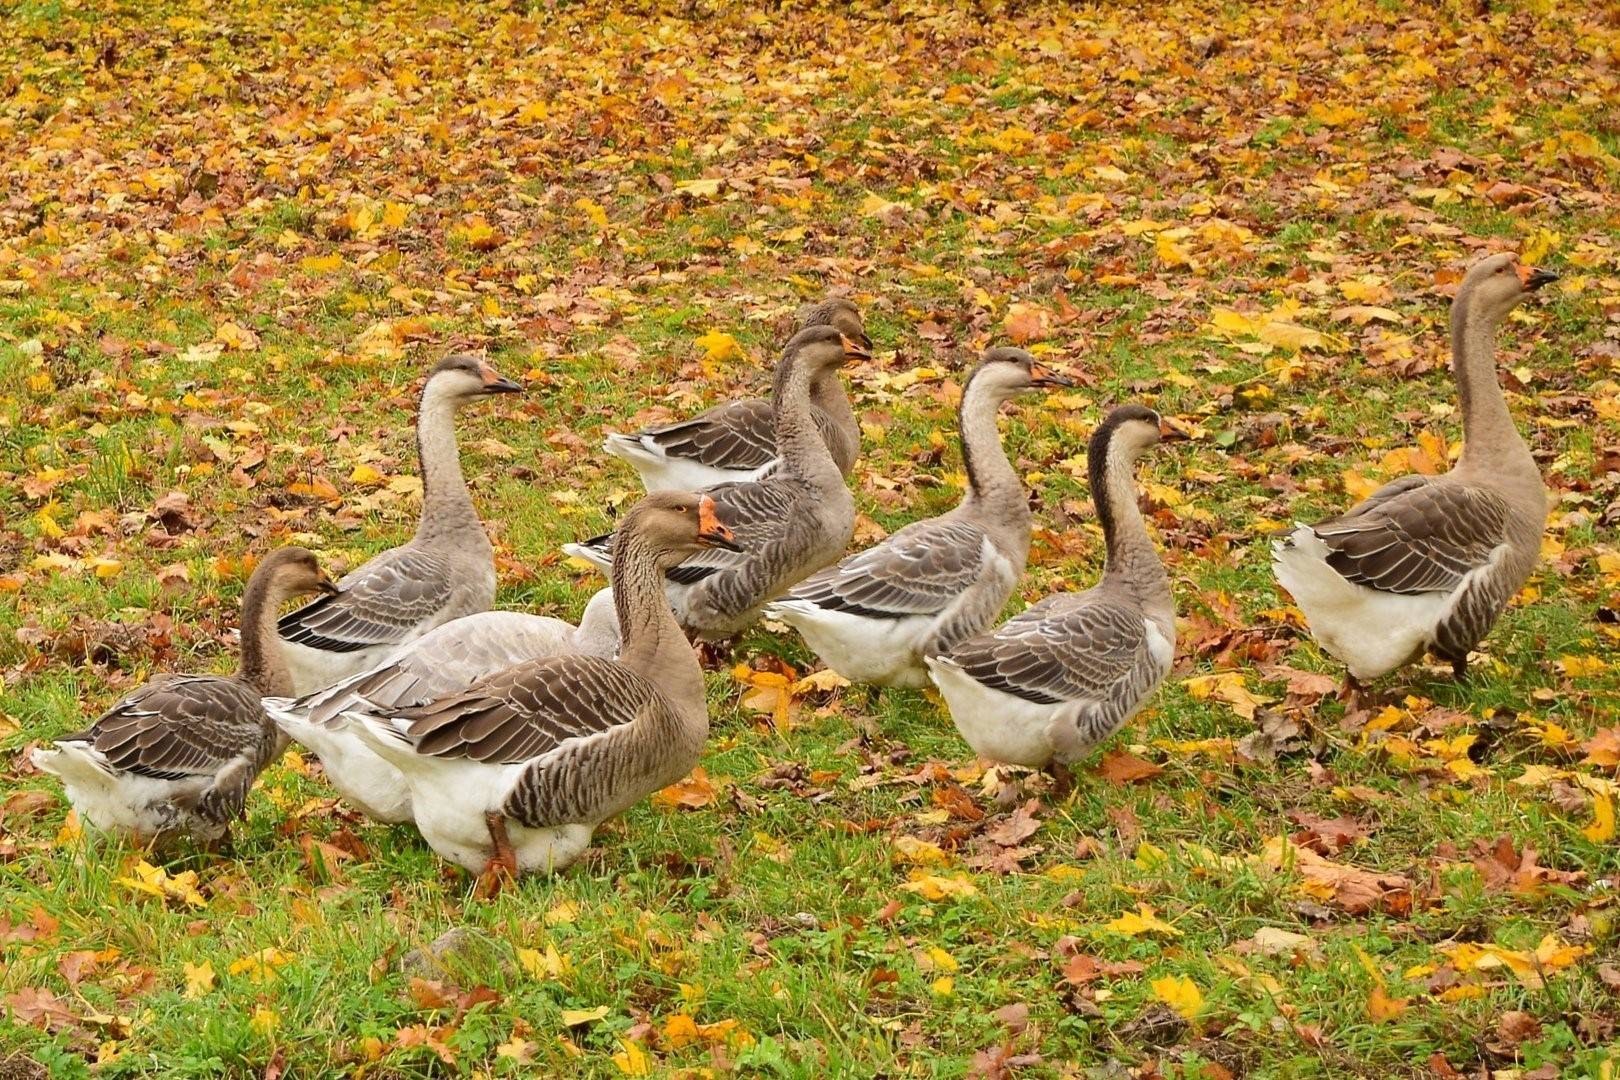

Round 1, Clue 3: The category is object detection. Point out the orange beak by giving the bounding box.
[840,333,872,362]
[1029,362,1076,389]
[1516,263,1559,290]
[477,361,524,393]
[1158,417,1190,441]
[696,495,742,552]
[316,573,339,595]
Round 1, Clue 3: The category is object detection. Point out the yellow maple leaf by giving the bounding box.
[612,1039,652,1075]
[898,870,980,901]
[182,960,215,999]
[1582,792,1615,843]
[560,1005,611,1027]
[694,330,743,363]
[349,463,384,485]
[1560,655,1608,678]
[517,943,572,981]
[1151,975,1203,1018]
[1105,904,1182,938]
[229,947,293,983]
[1183,672,1270,720]
[675,178,722,198]
[574,197,609,229]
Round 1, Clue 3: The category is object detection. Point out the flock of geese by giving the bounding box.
[31,252,1559,889]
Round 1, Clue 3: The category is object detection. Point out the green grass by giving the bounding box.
[3,0,1620,1076]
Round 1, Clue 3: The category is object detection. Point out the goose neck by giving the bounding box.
[414,383,481,543]
[238,576,297,697]
[611,534,705,719]
[1449,293,1533,480]
[958,373,1029,527]
[1092,440,1171,617]
[773,357,844,489]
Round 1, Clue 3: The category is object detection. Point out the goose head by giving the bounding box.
[426,354,524,402]
[1460,253,1559,322]
[621,491,744,568]
[1092,404,1185,462]
[971,346,1077,401]
[252,546,338,601]
[782,324,871,377]
[802,296,872,354]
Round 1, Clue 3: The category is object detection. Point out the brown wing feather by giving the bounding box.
[389,655,656,764]
[71,675,268,781]
[1311,481,1511,595]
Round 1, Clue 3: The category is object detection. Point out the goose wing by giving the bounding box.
[278,547,452,652]
[943,594,1147,705]
[300,611,579,726]
[383,654,656,765]
[66,675,266,780]
[783,519,990,618]
[627,399,778,471]
[1310,480,1512,595]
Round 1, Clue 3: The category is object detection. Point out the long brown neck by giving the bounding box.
[1449,290,1535,482]
[238,575,297,696]
[414,382,481,543]
[773,357,844,490]
[1092,438,1172,622]
[810,370,856,443]
[611,532,704,715]
[957,370,1030,541]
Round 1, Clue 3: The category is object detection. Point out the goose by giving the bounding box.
[602,297,868,490]
[263,589,620,825]
[31,548,336,846]
[348,491,741,887]
[276,354,522,695]
[1272,253,1557,695]
[566,325,864,642]
[763,348,1075,688]
[926,406,1181,794]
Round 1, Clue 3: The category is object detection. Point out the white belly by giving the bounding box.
[404,758,594,874]
[274,711,413,824]
[926,657,1072,768]
[31,743,223,842]
[768,601,936,688]
[604,435,771,492]
[1272,528,1462,680]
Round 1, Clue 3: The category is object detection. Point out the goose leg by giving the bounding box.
[993,770,1024,810]
[476,812,519,898]
[1046,761,1076,803]
[1339,673,1372,713]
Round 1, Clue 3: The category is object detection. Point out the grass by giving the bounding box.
[2,0,1619,1076]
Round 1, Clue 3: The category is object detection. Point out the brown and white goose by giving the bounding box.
[602,297,868,490]
[263,589,620,825]
[1272,253,1557,689]
[567,326,864,642]
[764,348,1074,688]
[927,407,1180,790]
[350,492,740,883]
[277,354,522,695]
[31,548,336,845]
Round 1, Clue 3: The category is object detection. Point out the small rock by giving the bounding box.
[396,927,514,980]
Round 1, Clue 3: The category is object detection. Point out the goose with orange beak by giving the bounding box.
[1273,252,1557,699]
[765,347,1079,689]
[567,326,862,644]
[350,492,740,890]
